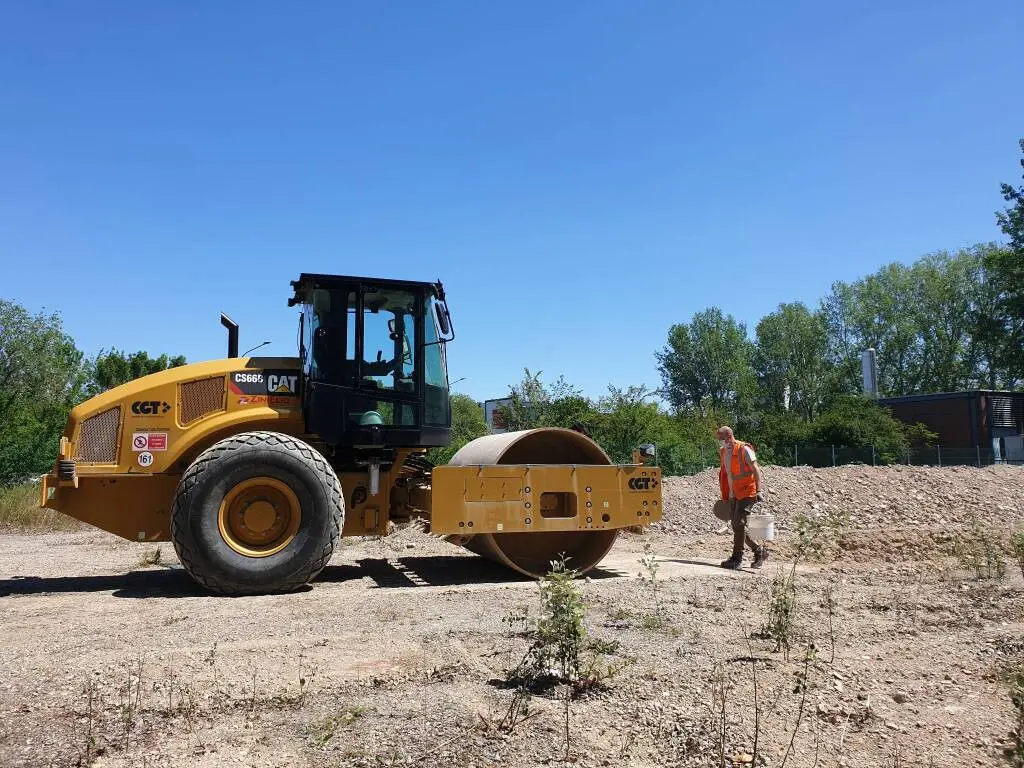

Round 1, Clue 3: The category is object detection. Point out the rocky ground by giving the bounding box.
[1,464,1022,768]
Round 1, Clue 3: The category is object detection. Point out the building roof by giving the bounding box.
[877,389,1023,405]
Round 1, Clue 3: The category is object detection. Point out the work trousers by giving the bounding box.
[730,497,761,558]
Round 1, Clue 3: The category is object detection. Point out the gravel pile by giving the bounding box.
[656,464,1024,536]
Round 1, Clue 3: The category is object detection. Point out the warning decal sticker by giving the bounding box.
[132,433,168,452]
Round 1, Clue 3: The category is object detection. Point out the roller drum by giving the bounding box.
[445,428,620,577]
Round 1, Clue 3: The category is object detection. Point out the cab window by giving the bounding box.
[424,296,450,426]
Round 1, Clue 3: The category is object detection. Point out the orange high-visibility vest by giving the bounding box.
[719,440,758,500]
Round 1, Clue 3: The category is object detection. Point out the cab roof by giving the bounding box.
[288,273,446,307]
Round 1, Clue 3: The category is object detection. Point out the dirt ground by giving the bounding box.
[1,465,1023,768]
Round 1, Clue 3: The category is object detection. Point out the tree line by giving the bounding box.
[2,141,1022,484]
[0,300,185,485]
[442,140,1024,471]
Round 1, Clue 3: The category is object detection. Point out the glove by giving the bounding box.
[756,491,765,503]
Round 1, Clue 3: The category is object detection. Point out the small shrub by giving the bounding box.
[822,581,840,663]
[956,515,1007,580]
[761,569,796,659]
[502,556,627,759]
[505,555,624,694]
[1012,532,1024,582]
[296,648,318,707]
[306,707,368,748]
[793,509,849,563]
[606,606,632,623]
[640,614,667,631]
[639,541,669,629]
[508,556,585,688]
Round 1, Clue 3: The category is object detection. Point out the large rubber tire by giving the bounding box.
[170,431,344,595]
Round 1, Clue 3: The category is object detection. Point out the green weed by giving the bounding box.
[306,707,369,748]
[956,514,1006,580]
[761,569,797,659]
[1012,531,1024,582]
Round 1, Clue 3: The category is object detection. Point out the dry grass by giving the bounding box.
[0,484,82,532]
[138,546,163,567]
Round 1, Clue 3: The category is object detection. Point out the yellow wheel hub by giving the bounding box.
[218,477,301,557]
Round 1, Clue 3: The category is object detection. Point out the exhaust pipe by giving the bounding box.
[220,313,239,358]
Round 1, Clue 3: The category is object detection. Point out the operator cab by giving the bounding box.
[289,273,453,451]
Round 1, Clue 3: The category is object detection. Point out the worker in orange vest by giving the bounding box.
[717,425,768,569]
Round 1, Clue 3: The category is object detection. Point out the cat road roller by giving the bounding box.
[39,273,663,594]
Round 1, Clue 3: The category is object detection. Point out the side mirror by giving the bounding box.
[435,302,451,336]
[387,318,396,333]
[639,444,657,458]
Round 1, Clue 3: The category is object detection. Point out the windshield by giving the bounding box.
[360,287,416,393]
[304,284,450,429]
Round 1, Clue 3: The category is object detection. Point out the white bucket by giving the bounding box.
[746,513,775,541]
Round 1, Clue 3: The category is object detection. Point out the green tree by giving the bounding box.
[826,246,1018,395]
[754,302,830,420]
[963,245,1012,389]
[807,396,909,464]
[498,369,588,431]
[991,141,1024,383]
[839,264,929,397]
[492,370,667,464]
[979,247,1024,386]
[0,300,88,485]
[655,307,753,415]
[86,348,187,395]
[914,249,982,392]
[428,393,488,464]
[997,138,1024,253]
[739,410,810,466]
[546,394,600,434]
[820,280,863,400]
[590,385,665,463]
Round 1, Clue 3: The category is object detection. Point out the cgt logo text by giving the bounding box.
[132,400,171,416]
[628,476,657,491]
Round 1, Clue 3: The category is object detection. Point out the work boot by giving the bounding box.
[752,547,769,569]
[720,556,743,570]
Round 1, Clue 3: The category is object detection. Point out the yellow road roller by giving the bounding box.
[39,273,662,594]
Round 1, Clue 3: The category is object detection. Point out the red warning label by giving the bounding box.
[132,433,168,452]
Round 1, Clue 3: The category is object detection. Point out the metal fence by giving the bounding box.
[668,443,1022,477]
[764,444,1014,468]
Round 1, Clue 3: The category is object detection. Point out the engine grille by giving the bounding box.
[179,376,225,425]
[76,407,121,464]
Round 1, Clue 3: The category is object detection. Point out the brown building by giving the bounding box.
[877,390,1024,463]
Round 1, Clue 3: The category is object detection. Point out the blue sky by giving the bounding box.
[2,1,1021,403]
